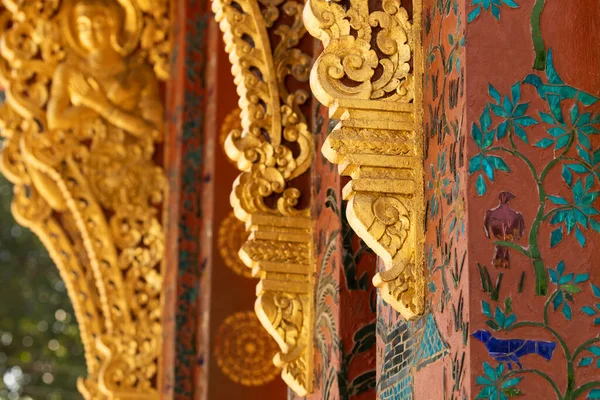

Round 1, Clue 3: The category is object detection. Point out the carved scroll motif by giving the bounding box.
[304,0,425,319]
[212,0,315,395]
[0,0,171,398]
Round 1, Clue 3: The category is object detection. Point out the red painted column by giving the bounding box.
[161,3,288,399]
[414,0,469,398]
[406,1,600,399]
[376,1,600,400]
[374,1,467,398]
[464,1,600,399]
[161,0,214,398]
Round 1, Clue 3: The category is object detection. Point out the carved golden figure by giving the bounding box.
[47,0,165,210]
[0,0,170,398]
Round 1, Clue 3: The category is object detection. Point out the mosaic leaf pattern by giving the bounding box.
[469,4,600,399]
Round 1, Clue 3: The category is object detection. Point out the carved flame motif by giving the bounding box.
[0,0,170,398]
[213,0,315,395]
[304,0,426,319]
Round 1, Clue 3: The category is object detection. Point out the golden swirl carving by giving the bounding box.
[215,311,280,386]
[304,0,414,104]
[0,0,170,398]
[220,108,242,164]
[213,0,315,394]
[304,0,425,319]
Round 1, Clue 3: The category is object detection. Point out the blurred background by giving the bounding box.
[0,174,85,399]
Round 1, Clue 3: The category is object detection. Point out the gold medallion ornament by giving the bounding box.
[0,0,171,398]
[212,0,315,395]
[304,0,426,320]
[218,211,252,278]
[215,311,280,386]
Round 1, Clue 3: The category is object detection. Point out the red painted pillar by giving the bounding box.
[161,2,286,399]
[463,1,600,399]
[395,1,600,399]
[161,1,214,398]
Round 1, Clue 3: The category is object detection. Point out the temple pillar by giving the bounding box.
[411,1,600,398]
[456,1,600,398]
[306,0,600,399]
[162,1,289,398]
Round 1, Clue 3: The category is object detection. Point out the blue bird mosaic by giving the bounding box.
[472,330,556,370]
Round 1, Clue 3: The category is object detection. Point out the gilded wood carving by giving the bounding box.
[304,0,426,320]
[0,0,170,398]
[212,0,315,394]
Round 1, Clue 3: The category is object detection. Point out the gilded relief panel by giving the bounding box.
[0,0,170,398]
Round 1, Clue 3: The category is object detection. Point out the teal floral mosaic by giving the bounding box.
[475,362,524,399]
[468,0,518,22]
[469,6,600,398]
[469,50,600,296]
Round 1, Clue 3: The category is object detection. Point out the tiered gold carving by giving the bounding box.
[0,0,170,398]
[213,0,315,394]
[304,0,425,319]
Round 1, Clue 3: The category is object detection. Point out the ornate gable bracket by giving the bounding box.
[304,0,425,320]
[213,0,315,395]
[241,214,313,394]
[0,0,171,398]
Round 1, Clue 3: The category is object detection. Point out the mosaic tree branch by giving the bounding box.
[503,287,600,399]
[531,0,547,70]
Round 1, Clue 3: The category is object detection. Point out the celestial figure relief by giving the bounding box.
[484,192,525,268]
[472,330,556,370]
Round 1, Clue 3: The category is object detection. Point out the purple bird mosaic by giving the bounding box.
[472,330,556,370]
[484,192,525,268]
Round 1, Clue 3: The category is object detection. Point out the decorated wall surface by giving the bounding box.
[377,0,468,398]
[162,1,213,398]
[417,0,470,398]
[374,1,600,399]
[466,1,600,399]
[160,0,600,399]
